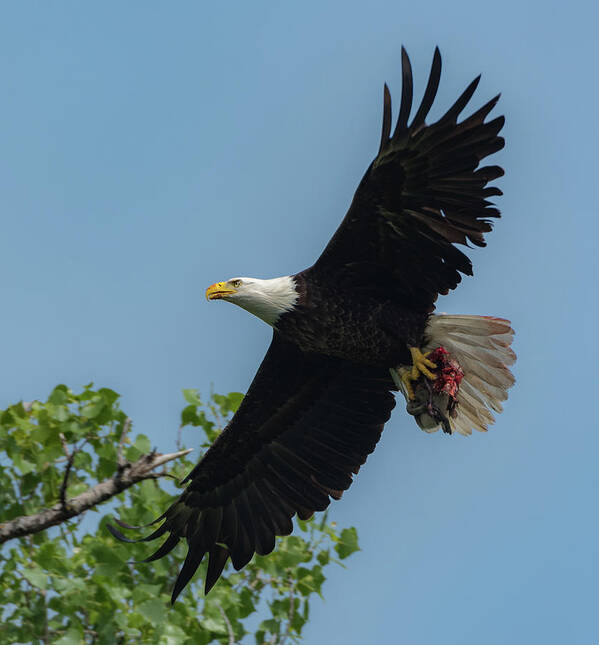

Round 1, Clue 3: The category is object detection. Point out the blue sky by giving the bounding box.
[1,1,598,643]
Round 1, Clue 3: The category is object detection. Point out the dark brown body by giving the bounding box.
[275,272,429,367]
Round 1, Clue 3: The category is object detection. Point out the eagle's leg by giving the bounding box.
[397,366,416,400]
[399,347,437,400]
[409,347,437,381]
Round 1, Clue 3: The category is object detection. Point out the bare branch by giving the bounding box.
[147,450,192,469]
[58,433,75,512]
[216,602,236,645]
[279,580,296,645]
[0,448,192,544]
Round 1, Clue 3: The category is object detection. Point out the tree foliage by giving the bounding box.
[0,385,360,644]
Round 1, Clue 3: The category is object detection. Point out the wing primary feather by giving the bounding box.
[236,488,262,552]
[141,533,180,563]
[297,507,315,521]
[265,461,329,511]
[378,84,392,154]
[141,523,170,542]
[411,47,442,130]
[460,94,501,128]
[112,513,167,530]
[171,547,206,604]
[254,481,294,535]
[220,502,238,547]
[475,165,505,181]
[230,497,255,569]
[248,482,279,536]
[201,507,223,548]
[253,514,276,556]
[258,479,295,534]
[106,523,141,544]
[440,75,481,122]
[238,487,276,556]
[393,46,413,138]
[205,545,230,595]
[258,477,296,518]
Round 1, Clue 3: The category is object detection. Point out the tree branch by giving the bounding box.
[58,433,75,512]
[0,448,192,544]
[279,580,296,645]
[216,602,236,645]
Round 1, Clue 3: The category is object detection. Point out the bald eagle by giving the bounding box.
[110,47,515,601]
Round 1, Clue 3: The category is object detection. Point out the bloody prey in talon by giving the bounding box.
[405,347,463,434]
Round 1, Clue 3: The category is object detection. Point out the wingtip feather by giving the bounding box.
[411,47,442,129]
[205,545,230,595]
[379,83,392,154]
[394,47,413,136]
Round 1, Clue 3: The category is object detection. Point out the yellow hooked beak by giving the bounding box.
[206,281,237,300]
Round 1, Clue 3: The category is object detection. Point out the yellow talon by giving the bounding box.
[411,347,437,369]
[400,347,438,400]
[409,347,437,378]
[398,366,416,400]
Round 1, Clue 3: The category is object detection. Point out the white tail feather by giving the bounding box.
[393,314,516,436]
[424,314,515,436]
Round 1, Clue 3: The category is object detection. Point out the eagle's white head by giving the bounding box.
[205,276,298,326]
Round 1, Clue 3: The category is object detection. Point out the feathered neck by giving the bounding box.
[231,276,298,326]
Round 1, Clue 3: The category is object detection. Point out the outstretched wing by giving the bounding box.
[310,47,505,312]
[111,333,395,601]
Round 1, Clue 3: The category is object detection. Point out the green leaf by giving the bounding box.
[33,542,69,575]
[133,433,151,454]
[335,526,360,559]
[90,543,126,578]
[258,618,280,638]
[131,582,163,603]
[276,535,312,568]
[47,403,69,422]
[317,549,330,566]
[96,456,116,480]
[48,385,69,405]
[96,441,117,460]
[226,392,244,413]
[238,587,255,618]
[73,450,93,471]
[212,391,244,416]
[81,399,105,419]
[98,387,119,406]
[22,566,48,589]
[54,626,84,645]
[296,566,325,596]
[181,404,199,425]
[52,577,87,594]
[13,453,35,475]
[138,598,168,626]
[182,389,202,405]
[10,401,27,418]
[159,623,189,645]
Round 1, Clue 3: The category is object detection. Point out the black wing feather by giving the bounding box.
[205,545,230,595]
[311,47,505,312]
[379,84,392,154]
[410,46,441,130]
[111,333,395,600]
[394,47,413,137]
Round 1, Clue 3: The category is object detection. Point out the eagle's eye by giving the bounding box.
[231,280,242,288]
